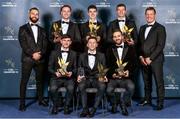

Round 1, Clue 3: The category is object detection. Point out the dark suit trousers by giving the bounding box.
[106,79,135,105]
[142,61,164,104]
[49,78,74,107]
[20,61,44,104]
[78,78,106,109]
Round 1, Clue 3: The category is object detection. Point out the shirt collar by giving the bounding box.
[147,21,155,25]
[88,50,96,54]
[61,47,69,51]
[61,19,70,22]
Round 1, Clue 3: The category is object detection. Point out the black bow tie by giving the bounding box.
[146,24,153,27]
[30,23,38,26]
[88,53,96,56]
[116,45,123,48]
[62,21,69,24]
[118,20,125,22]
[61,50,69,53]
[89,22,97,25]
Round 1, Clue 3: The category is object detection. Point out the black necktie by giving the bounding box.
[118,20,125,22]
[62,21,69,24]
[61,50,69,53]
[88,53,96,56]
[116,45,123,48]
[31,23,38,26]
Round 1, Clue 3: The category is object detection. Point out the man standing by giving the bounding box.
[138,7,166,111]
[48,35,77,115]
[49,5,81,51]
[80,4,106,52]
[106,30,136,116]
[107,3,138,46]
[18,7,48,111]
[77,36,107,118]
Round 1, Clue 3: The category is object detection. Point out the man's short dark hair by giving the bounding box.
[88,4,97,11]
[113,29,123,36]
[29,7,39,13]
[60,4,72,12]
[145,7,156,14]
[61,34,72,40]
[116,3,126,10]
[87,36,98,42]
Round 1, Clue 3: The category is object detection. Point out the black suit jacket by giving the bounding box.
[48,48,77,79]
[107,18,138,45]
[106,44,137,79]
[18,23,48,63]
[78,52,106,79]
[138,22,166,62]
[49,20,81,51]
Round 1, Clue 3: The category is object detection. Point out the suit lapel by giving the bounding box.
[67,21,72,34]
[27,23,36,45]
[58,20,63,35]
[112,47,119,60]
[121,44,128,61]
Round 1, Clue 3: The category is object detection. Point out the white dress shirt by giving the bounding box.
[117,42,124,60]
[61,47,69,62]
[144,21,155,39]
[30,22,38,43]
[61,19,69,34]
[88,50,96,69]
[118,17,126,31]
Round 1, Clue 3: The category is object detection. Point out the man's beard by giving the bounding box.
[30,17,39,23]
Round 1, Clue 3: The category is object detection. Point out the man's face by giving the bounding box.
[88,8,97,20]
[145,10,156,23]
[116,6,126,18]
[60,38,72,48]
[29,9,39,23]
[113,31,123,45]
[61,7,71,19]
[87,38,98,51]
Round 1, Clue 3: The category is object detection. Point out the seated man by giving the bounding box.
[77,36,107,118]
[48,35,77,115]
[106,30,137,116]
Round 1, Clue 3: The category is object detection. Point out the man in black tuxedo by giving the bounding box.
[18,7,48,111]
[80,4,106,52]
[138,7,166,111]
[77,36,107,118]
[48,35,77,115]
[107,3,138,46]
[49,5,81,52]
[106,30,136,116]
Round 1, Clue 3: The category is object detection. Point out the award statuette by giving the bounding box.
[121,25,134,43]
[115,59,128,78]
[57,57,69,76]
[97,63,108,82]
[53,23,62,42]
[86,21,101,42]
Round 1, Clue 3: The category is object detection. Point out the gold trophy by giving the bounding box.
[97,63,108,82]
[87,21,101,42]
[115,59,128,78]
[57,57,69,76]
[121,25,134,43]
[53,23,62,42]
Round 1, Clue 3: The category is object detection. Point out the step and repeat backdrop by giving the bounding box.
[0,0,180,98]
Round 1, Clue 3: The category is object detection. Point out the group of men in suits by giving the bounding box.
[18,3,166,118]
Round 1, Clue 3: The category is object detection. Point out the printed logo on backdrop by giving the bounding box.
[165,73,179,90]
[2,25,18,41]
[3,58,19,74]
[165,9,180,24]
[0,0,17,7]
[27,75,36,90]
[96,0,111,8]
[141,0,159,8]
[49,0,64,8]
[164,41,179,57]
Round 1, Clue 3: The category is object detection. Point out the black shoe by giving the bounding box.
[156,104,163,111]
[19,104,26,112]
[64,106,70,115]
[39,100,48,107]
[51,106,58,115]
[120,105,128,116]
[80,108,89,118]
[111,105,117,113]
[88,107,96,118]
[139,99,152,106]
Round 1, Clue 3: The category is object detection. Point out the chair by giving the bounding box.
[76,88,106,115]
